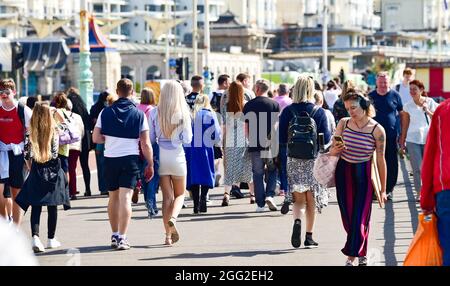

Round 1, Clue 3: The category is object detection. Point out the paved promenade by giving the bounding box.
[22,154,419,266]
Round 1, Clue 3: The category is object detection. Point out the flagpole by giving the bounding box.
[438,0,443,62]
[79,0,94,109]
[165,3,170,79]
[193,0,198,76]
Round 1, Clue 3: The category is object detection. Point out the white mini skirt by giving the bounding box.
[158,145,187,177]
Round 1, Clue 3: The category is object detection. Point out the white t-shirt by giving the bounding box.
[404,97,439,145]
[324,109,336,133]
[398,83,413,106]
[95,110,149,158]
[323,89,341,110]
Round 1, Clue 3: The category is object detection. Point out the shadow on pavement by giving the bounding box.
[35,245,113,257]
[382,159,420,266]
[138,249,297,261]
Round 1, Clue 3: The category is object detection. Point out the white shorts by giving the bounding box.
[158,145,187,177]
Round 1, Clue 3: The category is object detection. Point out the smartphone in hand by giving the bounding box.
[333,135,345,147]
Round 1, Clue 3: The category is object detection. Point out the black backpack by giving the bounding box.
[210,91,222,113]
[287,105,320,160]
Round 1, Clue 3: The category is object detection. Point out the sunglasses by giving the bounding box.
[0,89,13,96]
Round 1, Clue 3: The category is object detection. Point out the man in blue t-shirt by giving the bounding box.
[369,72,408,200]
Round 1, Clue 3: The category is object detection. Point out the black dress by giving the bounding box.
[15,134,70,212]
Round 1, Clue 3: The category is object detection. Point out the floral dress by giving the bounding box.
[221,99,253,186]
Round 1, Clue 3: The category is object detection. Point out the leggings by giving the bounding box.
[31,206,57,239]
[190,185,209,211]
[79,149,91,193]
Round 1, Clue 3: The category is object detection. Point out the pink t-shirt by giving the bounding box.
[273,95,293,111]
[137,104,154,119]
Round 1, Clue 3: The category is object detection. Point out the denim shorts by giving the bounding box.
[104,155,140,191]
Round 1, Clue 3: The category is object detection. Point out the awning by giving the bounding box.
[15,38,70,71]
[0,37,12,72]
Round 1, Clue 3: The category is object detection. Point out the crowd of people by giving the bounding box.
[0,66,449,265]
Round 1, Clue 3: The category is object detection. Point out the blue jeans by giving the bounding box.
[95,150,107,194]
[250,151,277,208]
[140,143,160,216]
[385,136,399,194]
[436,190,450,266]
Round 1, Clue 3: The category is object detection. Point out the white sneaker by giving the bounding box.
[256,206,265,213]
[32,235,45,253]
[265,197,278,211]
[47,238,61,249]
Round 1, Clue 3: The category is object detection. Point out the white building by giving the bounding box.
[89,0,129,41]
[124,0,175,43]
[227,0,277,30]
[276,0,380,30]
[0,0,27,38]
[381,0,448,32]
[176,0,225,44]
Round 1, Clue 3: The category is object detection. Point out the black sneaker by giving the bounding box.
[230,186,244,199]
[291,219,301,248]
[281,200,290,215]
[304,236,319,249]
[111,235,119,249]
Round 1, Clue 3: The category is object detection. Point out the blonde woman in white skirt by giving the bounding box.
[149,81,192,246]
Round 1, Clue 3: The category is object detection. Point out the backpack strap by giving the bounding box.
[309,105,320,118]
[17,102,25,128]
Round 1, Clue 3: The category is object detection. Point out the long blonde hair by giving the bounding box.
[292,75,315,103]
[192,94,212,119]
[29,103,56,163]
[158,80,191,138]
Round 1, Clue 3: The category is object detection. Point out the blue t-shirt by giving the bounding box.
[369,89,403,139]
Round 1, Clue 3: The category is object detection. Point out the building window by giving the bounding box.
[146,65,161,80]
[0,6,6,13]
[197,5,204,13]
[93,4,103,13]
[1,29,6,38]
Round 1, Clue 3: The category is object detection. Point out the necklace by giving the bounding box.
[354,118,371,131]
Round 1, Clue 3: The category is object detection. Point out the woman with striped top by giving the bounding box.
[329,91,388,266]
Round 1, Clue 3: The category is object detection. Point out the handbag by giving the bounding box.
[371,151,384,208]
[313,153,339,188]
[55,110,81,145]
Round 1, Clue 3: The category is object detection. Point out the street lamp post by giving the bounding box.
[165,2,171,79]
[204,0,212,94]
[79,0,94,110]
[322,0,329,84]
[193,0,198,76]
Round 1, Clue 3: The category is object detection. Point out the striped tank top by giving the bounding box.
[341,119,378,164]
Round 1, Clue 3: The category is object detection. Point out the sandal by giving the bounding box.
[168,217,179,244]
[164,234,173,246]
[250,194,256,204]
[221,193,230,207]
